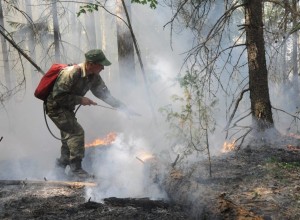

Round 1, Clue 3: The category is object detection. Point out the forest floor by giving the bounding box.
[0,180,187,219]
[164,135,300,220]
[1,136,300,219]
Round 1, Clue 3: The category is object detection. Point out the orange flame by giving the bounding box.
[222,139,236,152]
[287,133,300,139]
[85,132,117,148]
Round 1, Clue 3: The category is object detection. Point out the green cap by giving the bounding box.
[85,49,111,66]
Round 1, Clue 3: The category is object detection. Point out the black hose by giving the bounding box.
[43,104,115,141]
[43,104,81,141]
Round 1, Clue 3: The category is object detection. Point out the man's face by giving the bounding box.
[86,62,104,75]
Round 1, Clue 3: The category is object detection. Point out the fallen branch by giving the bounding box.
[104,197,169,210]
[218,193,264,219]
[0,179,97,188]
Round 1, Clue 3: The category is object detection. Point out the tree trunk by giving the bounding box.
[291,0,299,97]
[245,0,274,130]
[52,0,60,62]
[85,0,97,48]
[100,8,111,82]
[69,2,81,61]
[0,0,11,90]
[116,0,136,90]
[282,1,288,83]
[25,0,38,87]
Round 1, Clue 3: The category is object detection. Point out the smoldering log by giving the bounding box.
[104,197,169,210]
[137,154,214,217]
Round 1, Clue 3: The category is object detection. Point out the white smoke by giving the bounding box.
[0,1,186,203]
[84,134,167,201]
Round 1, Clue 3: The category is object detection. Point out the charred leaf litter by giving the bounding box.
[0,180,188,219]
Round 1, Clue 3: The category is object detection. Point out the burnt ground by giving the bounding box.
[2,141,300,219]
[0,180,186,219]
[165,143,300,219]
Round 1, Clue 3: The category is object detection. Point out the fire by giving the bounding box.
[222,139,236,152]
[85,132,117,148]
[287,133,300,139]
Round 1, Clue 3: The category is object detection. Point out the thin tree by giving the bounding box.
[25,0,38,87]
[0,0,11,90]
[85,0,97,48]
[116,0,136,90]
[291,0,299,98]
[52,0,61,62]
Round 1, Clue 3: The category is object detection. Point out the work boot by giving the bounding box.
[69,159,93,181]
[54,158,69,180]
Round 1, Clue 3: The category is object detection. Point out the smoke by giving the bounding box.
[84,134,168,201]
[0,93,59,179]
[0,1,186,204]
[2,0,296,209]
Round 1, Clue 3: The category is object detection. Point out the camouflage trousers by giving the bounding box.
[46,107,85,164]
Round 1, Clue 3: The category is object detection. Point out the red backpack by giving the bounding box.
[34,64,71,101]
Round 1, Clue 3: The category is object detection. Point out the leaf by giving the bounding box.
[131,0,157,9]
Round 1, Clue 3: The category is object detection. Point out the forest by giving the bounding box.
[1,0,300,219]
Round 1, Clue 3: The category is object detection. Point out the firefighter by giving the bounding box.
[45,49,133,180]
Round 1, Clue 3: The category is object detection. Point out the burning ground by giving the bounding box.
[2,133,300,219]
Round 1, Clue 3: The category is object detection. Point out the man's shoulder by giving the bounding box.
[61,64,82,78]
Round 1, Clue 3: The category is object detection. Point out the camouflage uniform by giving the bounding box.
[45,63,124,168]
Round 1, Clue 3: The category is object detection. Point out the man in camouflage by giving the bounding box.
[45,49,129,180]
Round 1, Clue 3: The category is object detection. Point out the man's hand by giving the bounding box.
[81,97,97,106]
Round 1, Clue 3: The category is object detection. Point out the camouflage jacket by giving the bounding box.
[46,63,124,112]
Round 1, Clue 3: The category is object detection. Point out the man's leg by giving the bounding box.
[67,128,93,179]
[47,109,91,179]
[54,133,70,177]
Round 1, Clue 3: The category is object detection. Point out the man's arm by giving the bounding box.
[90,76,126,108]
[90,75,140,116]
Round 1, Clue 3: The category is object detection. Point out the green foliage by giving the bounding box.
[76,0,157,17]
[265,157,300,184]
[160,69,217,158]
[289,22,300,35]
[131,0,158,9]
[277,161,300,170]
[77,4,99,17]
[266,157,300,169]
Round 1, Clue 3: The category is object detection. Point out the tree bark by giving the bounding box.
[245,0,274,130]
[116,0,136,90]
[25,0,38,87]
[85,0,97,48]
[0,0,11,90]
[291,0,299,96]
[68,2,81,61]
[52,0,60,62]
